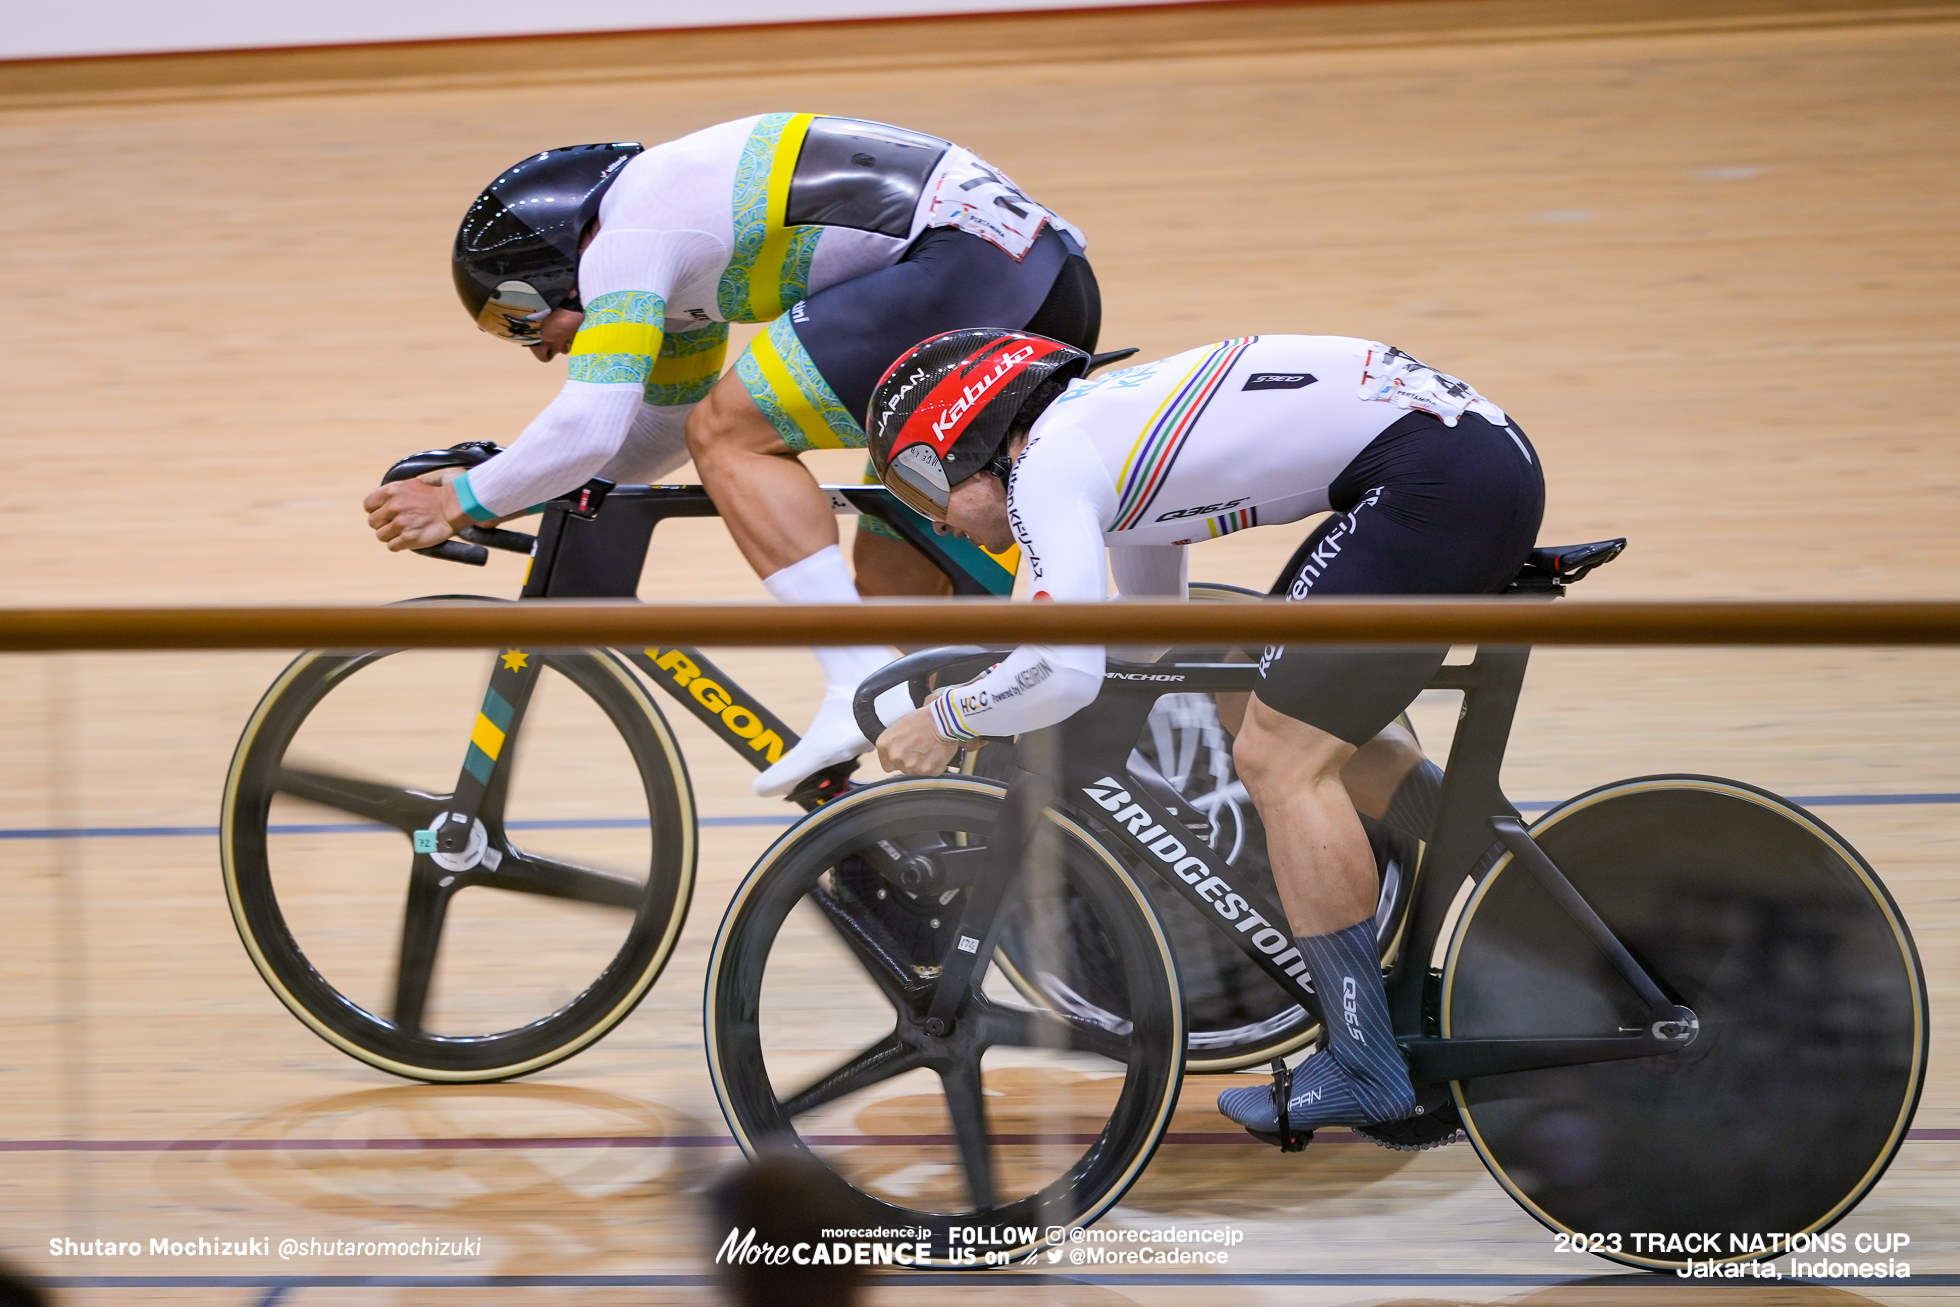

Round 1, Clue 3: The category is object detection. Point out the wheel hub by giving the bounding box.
[1651,1005,1700,1044]
[427,813,490,872]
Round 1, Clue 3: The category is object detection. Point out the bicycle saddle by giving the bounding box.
[1506,537,1626,593]
[1087,348,1139,373]
[381,441,506,485]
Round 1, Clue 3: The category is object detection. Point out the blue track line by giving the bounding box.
[0,815,793,840]
[1,792,1953,841]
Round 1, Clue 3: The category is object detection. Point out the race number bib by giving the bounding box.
[920,147,1087,259]
[1357,343,1507,427]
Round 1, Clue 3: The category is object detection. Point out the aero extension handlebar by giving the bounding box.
[852,646,1000,742]
[850,646,1266,743]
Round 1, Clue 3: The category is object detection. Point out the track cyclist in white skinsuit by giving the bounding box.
[865,328,1545,1135]
[363,116,1099,797]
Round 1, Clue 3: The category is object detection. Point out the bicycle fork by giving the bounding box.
[394,646,544,1031]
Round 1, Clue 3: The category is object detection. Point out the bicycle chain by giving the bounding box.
[1352,1100,1466,1152]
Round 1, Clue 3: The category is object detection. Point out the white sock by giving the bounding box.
[762,545,890,696]
[752,546,898,796]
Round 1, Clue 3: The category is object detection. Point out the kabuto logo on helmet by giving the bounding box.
[868,328,1091,519]
[923,341,1042,448]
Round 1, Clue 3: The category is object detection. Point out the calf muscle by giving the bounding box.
[1233,695,1379,937]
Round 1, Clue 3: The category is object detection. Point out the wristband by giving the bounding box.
[930,687,980,742]
[452,471,500,524]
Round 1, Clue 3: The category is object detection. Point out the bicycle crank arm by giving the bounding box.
[1400,1031,1695,1082]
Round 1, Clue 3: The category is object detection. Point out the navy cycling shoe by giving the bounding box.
[1219,1052,1367,1136]
[1218,1047,1418,1145]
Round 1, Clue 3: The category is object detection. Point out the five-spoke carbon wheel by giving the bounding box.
[1444,776,1926,1271]
[705,778,1183,1264]
[222,640,696,1081]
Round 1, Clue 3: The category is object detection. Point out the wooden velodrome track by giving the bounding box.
[4,0,1959,1302]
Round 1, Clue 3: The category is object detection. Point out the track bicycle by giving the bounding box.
[219,447,1019,1082]
[220,376,1401,1080]
[702,541,1927,1271]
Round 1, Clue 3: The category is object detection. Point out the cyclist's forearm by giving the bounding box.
[929,646,1104,741]
[458,382,643,520]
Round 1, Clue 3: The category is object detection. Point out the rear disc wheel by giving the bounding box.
[1443,776,1926,1270]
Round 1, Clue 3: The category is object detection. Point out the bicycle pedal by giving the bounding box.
[1245,1125,1314,1153]
[787,760,862,811]
[1268,1056,1307,1152]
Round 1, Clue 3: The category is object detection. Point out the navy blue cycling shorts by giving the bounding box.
[793,224,1101,429]
[1255,409,1546,745]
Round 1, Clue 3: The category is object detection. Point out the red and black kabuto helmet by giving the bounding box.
[867,329,1091,519]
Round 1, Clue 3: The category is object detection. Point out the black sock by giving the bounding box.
[1383,758,1443,842]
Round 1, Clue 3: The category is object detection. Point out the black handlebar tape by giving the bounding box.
[380,441,506,485]
[413,540,489,566]
[459,525,537,555]
[852,646,1000,742]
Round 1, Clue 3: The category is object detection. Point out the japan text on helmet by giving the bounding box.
[867,329,1091,520]
[452,142,644,343]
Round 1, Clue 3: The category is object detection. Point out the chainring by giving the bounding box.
[1353,1099,1466,1152]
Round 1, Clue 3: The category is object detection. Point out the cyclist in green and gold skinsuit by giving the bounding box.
[366,114,1101,796]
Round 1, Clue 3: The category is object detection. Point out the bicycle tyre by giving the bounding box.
[705,777,1183,1264]
[222,639,696,1082]
[1442,776,1926,1271]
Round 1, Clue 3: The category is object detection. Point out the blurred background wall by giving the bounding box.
[5,0,1226,60]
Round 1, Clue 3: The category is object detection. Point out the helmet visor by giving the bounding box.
[475,280,552,343]
[884,443,952,520]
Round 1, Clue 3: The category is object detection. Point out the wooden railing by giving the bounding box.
[3,598,1959,651]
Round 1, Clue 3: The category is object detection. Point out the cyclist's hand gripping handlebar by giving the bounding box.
[852,647,1007,743]
[379,442,536,566]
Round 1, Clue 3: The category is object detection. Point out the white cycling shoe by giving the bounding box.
[753,684,913,798]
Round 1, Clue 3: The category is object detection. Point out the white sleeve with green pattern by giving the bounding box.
[457,383,647,521]
[456,228,717,521]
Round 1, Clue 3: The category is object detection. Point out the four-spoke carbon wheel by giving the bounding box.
[1444,776,1926,1271]
[706,778,1183,1263]
[222,641,696,1081]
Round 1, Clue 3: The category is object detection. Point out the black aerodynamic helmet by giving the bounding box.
[867,329,1091,519]
[452,141,644,343]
